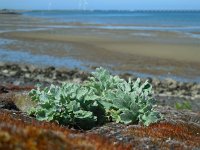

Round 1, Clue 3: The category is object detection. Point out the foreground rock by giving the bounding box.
[0,109,130,150]
[89,106,200,149]
[0,87,199,150]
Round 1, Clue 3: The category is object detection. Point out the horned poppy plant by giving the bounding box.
[29,67,162,129]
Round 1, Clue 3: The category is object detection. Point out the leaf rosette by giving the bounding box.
[29,67,162,129]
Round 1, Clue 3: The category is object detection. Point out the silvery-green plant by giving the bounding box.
[85,67,162,126]
[29,67,162,129]
[29,83,105,129]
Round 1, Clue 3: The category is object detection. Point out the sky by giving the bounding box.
[0,0,200,10]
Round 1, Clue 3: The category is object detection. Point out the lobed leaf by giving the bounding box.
[28,67,163,129]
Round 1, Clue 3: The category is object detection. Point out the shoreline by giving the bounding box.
[0,9,21,15]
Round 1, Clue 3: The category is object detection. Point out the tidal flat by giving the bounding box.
[0,14,200,82]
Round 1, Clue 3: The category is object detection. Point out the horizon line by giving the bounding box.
[1,8,200,11]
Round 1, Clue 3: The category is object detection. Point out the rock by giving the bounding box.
[20,65,29,72]
[176,90,186,96]
[28,65,36,73]
[13,81,21,86]
[164,78,178,89]
[120,73,133,80]
[24,73,31,78]
[46,66,55,72]
[0,86,9,94]
[146,77,153,83]
[8,71,17,76]
[36,74,44,81]
[191,91,198,96]
[164,92,172,96]
[72,78,82,83]
[2,70,9,74]
[152,78,161,86]
[191,84,200,91]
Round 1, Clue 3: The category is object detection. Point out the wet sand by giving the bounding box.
[0,14,200,81]
[2,29,200,61]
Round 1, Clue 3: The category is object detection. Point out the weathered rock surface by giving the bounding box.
[0,89,199,150]
[0,64,200,149]
[0,109,130,150]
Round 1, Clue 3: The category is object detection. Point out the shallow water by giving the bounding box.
[0,48,88,70]
[1,38,200,83]
[23,10,200,26]
[0,38,91,69]
[23,10,200,38]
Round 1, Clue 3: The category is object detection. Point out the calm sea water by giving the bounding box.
[23,10,200,33]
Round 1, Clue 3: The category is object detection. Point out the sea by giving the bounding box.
[22,10,200,38]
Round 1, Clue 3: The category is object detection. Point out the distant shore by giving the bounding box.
[0,9,21,15]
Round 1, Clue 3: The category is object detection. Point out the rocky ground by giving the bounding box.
[0,62,200,111]
[0,62,200,149]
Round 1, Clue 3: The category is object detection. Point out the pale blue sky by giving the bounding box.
[0,0,200,10]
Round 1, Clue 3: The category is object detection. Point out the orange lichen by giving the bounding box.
[125,122,200,149]
[0,109,131,150]
[1,84,199,149]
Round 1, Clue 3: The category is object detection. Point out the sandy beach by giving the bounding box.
[0,14,200,81]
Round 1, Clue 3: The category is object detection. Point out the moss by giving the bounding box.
[0,109,131,150]
[125,122,200,149]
